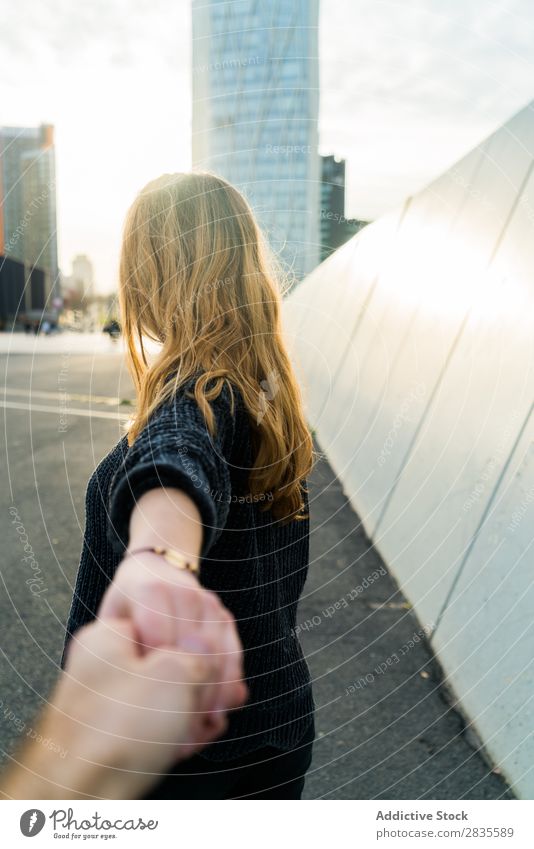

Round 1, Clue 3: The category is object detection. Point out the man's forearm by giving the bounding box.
[0,709,127,799]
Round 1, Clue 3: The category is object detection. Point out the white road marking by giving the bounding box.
[1,387,133,406]
[0,399,131,422]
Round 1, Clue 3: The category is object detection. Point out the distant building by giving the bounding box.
[0,124,58,316]
[70,254,94,300]
[0,256,25,326]
[320,155,346,261]
[192,0,320,281]
[343,217,368,242]
[319,154,369,262]
[0,255,49,328]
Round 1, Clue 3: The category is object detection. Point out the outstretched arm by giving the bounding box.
[1,611,244,800]
[100,486,246,714]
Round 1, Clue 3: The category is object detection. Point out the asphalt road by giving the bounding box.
[0,348,513,799]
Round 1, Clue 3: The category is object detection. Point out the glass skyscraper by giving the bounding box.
[192,0,320,281]
[0,124,58,293]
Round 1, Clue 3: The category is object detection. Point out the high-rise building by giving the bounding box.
[0,124,59,313]
[319,154,368,262]
[192,0,320,281]
[71,254,94,300]
[343,217,368,242]
[320,154,345,261]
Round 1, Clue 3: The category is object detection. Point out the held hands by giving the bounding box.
[3,551,247,800]
[52,616,236,798]
[98,549,247,729]
[92,486,246,790]
[102,487,246,717]
[3,486,247,800]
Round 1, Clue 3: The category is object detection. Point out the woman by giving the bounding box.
[64,171,315,800]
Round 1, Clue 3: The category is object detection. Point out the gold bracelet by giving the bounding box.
[129,546,200,575]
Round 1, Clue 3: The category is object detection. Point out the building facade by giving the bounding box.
[71,254,94,300]
[0,124,58,316]
[192,0,320,281]
[320,154,368,262]
[320,154,345,261]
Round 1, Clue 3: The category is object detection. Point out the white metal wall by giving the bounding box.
[285,101,534,798]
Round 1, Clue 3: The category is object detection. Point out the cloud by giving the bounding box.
[319,0,534,217]
[1,0,190,70]
[1,0,533,284]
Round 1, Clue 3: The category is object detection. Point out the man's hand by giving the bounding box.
[2,616,246,800]
[98,550,246,717]
[61,617,233,772]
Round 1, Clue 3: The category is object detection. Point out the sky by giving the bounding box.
[1,0,534,293]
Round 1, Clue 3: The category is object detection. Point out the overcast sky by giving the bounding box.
[1,0,533,292]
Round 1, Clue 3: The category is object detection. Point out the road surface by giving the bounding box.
[0,341,512,799]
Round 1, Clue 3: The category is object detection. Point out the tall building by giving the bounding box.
[61,253,95,309]
[320,154,345,261]
[71,254,94,300]
[0,124,59,314]
[0,257,26,326]
[320,154,368,262]
[192,0,320,281]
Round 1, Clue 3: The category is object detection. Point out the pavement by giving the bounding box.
[0,340,514,799]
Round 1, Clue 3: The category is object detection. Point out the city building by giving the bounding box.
[343,217,368,242]
[0,124,59,317]
[192,0,320,281]
[61,254,95,312]
[70,254,94,300]
[320,154,345,261]
[319,154,368,262]
[0,255,49,329]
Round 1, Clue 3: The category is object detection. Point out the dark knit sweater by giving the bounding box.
[63,377,314,762]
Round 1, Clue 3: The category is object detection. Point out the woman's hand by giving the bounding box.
[98,550,246,717]
[98,486,246,719]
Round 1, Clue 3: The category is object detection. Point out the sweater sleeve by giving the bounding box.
[106,379,236,558]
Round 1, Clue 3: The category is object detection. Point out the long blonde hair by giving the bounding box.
[119,172,313,521]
